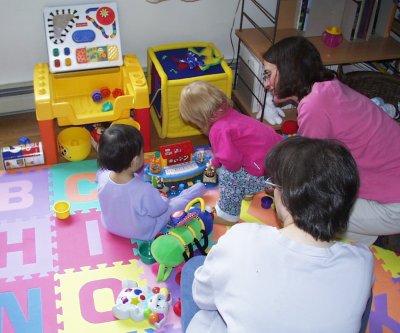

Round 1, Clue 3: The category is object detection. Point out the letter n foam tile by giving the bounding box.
[0,274,59,333]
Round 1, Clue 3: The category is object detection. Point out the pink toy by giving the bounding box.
[322,26,343,48]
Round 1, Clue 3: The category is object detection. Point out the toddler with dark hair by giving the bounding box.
[96,124,206,240]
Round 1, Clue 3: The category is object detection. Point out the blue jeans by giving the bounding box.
[360,290,373,333]
[180,256,372,333]
[180,255,206,332]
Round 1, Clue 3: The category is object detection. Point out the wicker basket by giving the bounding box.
[341,71,400,107]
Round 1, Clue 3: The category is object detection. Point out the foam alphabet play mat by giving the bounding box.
[0,158,399,332]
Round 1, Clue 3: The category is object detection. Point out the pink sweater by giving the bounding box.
[209,108,283,177]
[298,79,400,203]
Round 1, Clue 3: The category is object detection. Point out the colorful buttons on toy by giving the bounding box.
[72,30,96,43]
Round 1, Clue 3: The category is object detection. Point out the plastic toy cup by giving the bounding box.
[53,201,71,220]
[138,240,156,265]
[322,26,343,48]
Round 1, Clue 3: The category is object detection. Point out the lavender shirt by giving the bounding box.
[97,169,206,240]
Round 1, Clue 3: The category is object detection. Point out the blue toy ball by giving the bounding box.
[18,136,31,145]
[261,196,273,209]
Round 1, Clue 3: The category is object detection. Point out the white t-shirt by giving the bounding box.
[188,223,374,333]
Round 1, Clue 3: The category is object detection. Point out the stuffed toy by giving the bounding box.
[371,97,400,120]
[151,198,213,282]
[257,91,286,125]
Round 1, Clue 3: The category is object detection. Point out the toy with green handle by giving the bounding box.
[151,197,214,282]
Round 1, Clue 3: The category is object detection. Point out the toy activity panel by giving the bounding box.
[43,2,123,73]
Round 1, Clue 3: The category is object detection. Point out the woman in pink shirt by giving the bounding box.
[180,80,283,225]
[262,36,400,246]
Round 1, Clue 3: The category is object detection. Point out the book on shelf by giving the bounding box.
[373,0,398,37]
[371,0,382,35]
[341,0,363,41]
[356,0,380,39]
[302,0,346,37]
[365,0,381,39]
[297,0,311,31]
[357,0,373,39]
[353,0,367,38]
[341,0,397,40]
[391,2,400,34]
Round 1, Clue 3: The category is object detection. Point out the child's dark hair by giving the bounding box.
[265,136,359,242]
[97,124,143,173]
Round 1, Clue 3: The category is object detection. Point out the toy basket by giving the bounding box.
[341,71,400,108]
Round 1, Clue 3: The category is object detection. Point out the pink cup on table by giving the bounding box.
[322,26,343,48]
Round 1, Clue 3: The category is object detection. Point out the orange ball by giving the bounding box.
[148,312,159,325]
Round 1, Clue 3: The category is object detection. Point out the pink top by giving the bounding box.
[209,108,283,177]
[297,79,400,203]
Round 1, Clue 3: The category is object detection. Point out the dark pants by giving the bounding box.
[180,255,205,332]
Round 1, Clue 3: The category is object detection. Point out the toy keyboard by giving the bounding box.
[164,161,199,177]
[144,161,206,183]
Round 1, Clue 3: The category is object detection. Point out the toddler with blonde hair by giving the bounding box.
[180,80,283,224]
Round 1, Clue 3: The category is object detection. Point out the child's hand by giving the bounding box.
[184,182,206,197]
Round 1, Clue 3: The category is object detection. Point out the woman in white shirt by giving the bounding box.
[180,136,374,333]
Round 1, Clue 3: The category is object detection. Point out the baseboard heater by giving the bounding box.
[0,82,35,116]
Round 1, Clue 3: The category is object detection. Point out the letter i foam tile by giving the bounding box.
[52,209,135,272]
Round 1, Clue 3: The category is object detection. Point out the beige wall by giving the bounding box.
[1,0,245,85]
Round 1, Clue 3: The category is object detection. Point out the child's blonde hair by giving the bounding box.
[179,80,233,134]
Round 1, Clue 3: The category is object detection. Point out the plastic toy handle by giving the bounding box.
[185,197,205,213]
[157,264,173,282]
